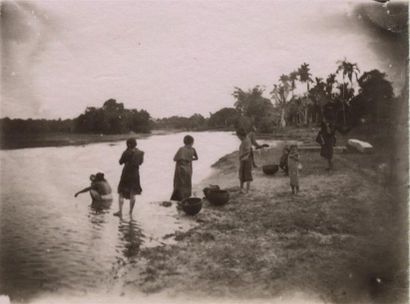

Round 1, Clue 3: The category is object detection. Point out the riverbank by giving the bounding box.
[0,130,177,150]
[112,131,408,303]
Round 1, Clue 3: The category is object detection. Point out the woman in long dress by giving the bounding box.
[237,129,253,194]
[114,138,144,216]
[171,135,198,201]
[318,119,336,170]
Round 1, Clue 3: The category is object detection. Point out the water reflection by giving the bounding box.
[117,217,144,259]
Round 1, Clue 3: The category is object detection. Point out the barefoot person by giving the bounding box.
[237,129,253,194]
[114,138,144,216]
[288,144,301,194]
[75,172,113,201]
[170,135,198,201]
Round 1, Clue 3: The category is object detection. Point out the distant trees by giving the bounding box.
[336,59,360,125]
[154,114,208,131]
[232,86,274,118]
[74,99,152,134]
[271,80,291,128]
[232,86,276,133]
[352,70,394,125]
[208,107,239,129]
[261,58,397,132]
[0,60,398,138]
[1,99,153,136]
[0,117,74,135]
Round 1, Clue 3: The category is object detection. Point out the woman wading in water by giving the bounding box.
[75,172,113,205]
[114,138,144,216]
[171,135,198,201]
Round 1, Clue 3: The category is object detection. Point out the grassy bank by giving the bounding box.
[113,128,408,304]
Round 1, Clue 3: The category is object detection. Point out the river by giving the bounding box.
[0,131,247,302]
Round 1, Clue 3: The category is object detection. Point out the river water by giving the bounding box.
[0,131,245,301]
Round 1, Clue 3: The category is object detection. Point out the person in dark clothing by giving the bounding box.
[114,138,144,216]
[279,146,290,175]
[317,119,336,170]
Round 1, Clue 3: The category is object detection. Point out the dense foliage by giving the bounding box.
[75,99,152,134]
[207,108,239,129]
[235,60,396,133]
[154,114,207,131]
[0,118,74,134]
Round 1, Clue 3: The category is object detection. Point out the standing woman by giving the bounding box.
[114,138,144,216]
[171,135,198,201]
[237,129,253,194]
[318,119,336,170]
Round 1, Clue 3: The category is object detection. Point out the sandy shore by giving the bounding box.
[109,131,407,304]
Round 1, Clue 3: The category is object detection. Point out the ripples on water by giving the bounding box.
[0,131,240,301]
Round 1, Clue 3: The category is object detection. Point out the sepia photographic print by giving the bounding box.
[0,0,408,303]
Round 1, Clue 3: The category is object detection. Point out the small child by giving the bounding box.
[287,144,300,194]
[279,146,290,175]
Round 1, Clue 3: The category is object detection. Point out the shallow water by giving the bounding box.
[0,131,242,301]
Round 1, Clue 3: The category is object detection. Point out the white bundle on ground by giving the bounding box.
[347,139,374,153]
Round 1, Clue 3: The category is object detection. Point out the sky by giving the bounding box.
[0,0,407,119]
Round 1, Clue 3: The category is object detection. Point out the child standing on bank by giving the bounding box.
[288,144,301,194]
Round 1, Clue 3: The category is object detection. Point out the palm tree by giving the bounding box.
[289,71,298,98]
[336,59,360,87]
[336,59,360,124]
[325,73,337,97]
[279,74,290,83]
[297,63,313,125]
[298,63,313,93]
[309,77,326,123]
[271,78,291,128]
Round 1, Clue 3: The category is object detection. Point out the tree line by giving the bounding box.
[230,59,396,134]
[0,58,398,136]
[0,99,152,135]
[152,59,397,134]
